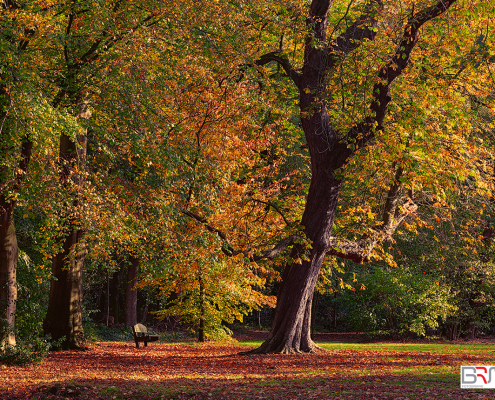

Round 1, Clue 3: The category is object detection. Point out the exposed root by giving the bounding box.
[239,341,326,355]
[306,343,326,353]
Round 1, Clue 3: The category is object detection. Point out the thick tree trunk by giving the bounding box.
[253,0,344,352]
[0,77,32,348]
[0,200,18,348]
[254,171,342,353]
[125,256,139,327]
[44,127,88,349]
[43,228,87,349]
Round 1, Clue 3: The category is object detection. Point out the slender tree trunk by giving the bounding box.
[198,276,205,342]
[43,228,87,349]
[110,267,123,324]
[0,200,18,348]
[106,271,110,326]
[125,256,139,327]
[333,291,337,329]
[0,83,32,348]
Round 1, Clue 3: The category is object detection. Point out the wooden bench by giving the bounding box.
[132,323,159,348]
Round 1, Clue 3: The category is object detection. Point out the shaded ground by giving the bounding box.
[2,337,495,399]
[233,330,361,343]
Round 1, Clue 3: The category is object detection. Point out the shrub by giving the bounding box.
[0,334,53,366]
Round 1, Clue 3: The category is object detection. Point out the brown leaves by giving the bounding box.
[2,338,495,399]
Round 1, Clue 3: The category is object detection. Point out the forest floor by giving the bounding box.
[2,330,495,399]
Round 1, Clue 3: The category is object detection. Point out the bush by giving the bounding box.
[337,266,457,337]
[0,334,52,366]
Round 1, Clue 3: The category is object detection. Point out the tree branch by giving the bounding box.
[183,167,416,265]
[181,209,300,260]
[326,167,417,263]
[328,0,383,59]
[247,198,291,226]
[181,210,229,242]
[255,51,302,89]
[333,0,456,168]
[251,235,302,261]
[369,0,457,128]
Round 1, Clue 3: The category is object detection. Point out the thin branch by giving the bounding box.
[248,198,291,226]
[181,209,300,260]
[181,210,229,243]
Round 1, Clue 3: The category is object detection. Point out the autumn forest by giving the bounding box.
[1,0,495,398]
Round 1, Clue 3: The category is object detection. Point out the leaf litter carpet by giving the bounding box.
[2,338,494,399]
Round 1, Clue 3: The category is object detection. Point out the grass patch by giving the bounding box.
[319,341,495,354]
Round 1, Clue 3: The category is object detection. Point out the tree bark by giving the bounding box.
[125,256,139,327]
[0,84,17,348]
[0,200,18,348]
[43,229,87,349]
[44,116,89,349]
[198,275,205,342]
[254,174,342,353]
[0,87,32,349]
[0,10,33,346]
[110,267,123,324]
[0,138,32,348]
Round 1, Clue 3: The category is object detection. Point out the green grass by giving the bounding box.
[238,338,495,355]
[319,341,495,354]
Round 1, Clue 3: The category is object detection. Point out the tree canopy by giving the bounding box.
[0,0,494,354]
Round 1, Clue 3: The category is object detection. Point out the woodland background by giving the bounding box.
[1,0,495,364]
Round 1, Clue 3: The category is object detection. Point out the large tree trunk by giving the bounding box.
[0,201,18,348]
[43,229,87,349]
[0,77,32,348]
[0,139,32,349]
[44,128,88,349]
[254,173,342,353]
[254,0,344,353]
[125,256,139,327]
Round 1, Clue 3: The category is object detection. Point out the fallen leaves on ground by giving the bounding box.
[2,337,495,399]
